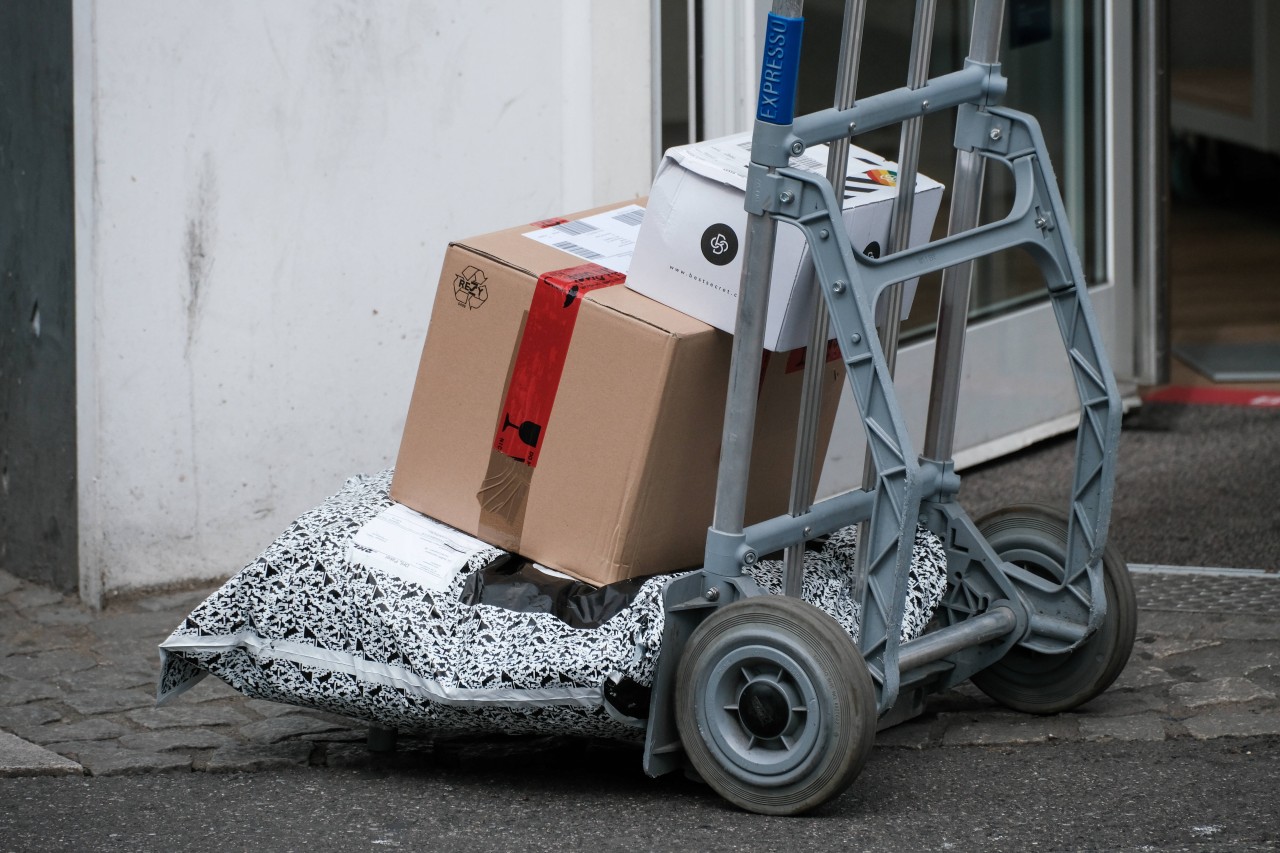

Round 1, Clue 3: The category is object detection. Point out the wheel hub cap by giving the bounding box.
[738,680,791,740]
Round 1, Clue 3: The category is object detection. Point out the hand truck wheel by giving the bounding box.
[674,595,877,816]
[972,504,1138,714]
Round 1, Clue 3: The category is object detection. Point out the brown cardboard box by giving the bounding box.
[391,202,843,587]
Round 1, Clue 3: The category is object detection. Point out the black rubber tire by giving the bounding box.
[971,504,1137,715]
[674,595,877,816]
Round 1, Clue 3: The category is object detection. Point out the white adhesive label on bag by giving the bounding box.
[347,504,488,592]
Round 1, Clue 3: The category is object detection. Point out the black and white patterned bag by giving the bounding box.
[158,471,948,741]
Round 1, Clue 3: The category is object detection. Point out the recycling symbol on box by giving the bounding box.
[454,266,489,309]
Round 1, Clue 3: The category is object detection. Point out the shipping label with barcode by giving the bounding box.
[523,204,645,274]
[347,504,489,593]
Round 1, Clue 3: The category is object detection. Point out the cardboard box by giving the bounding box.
[627,132,944,352]
[391,202,844,587]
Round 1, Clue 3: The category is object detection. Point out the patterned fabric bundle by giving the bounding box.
[159,471,948,741]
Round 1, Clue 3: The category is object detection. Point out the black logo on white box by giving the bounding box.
[454,266,488,309]
[700,223,739,266]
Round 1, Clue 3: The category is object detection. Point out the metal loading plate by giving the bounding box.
[1130,565,1280,614]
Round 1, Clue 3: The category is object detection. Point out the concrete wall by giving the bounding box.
[0,2,78,591]
[73,1,653,602]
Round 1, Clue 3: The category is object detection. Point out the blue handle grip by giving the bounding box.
[756,13,804,125]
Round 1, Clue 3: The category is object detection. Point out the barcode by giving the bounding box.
[612,208,645,227]
[552,219,599,237]
[554,241,603,260]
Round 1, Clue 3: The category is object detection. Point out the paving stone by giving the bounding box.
[61,688,156,716]
[205,740,314,772]
[300,727,367,743]
[118,728,237,752]
[1070,691,1168,718]
[1244,663,1280,693]
[0,570,22,597]
[0,731,84,777]
[133,588,218,614]
[941,714,1079,747]
[0,621,72,656]
[1141,640,1280,681]
[19,718,132,745]
[0,678,62,706]
[90,611,192,644]
[1111,665,1177,691]
[55,662,156,692]
[1139,612,1280,643]
[0,606,29,636]
[8,586,66,609]
[0,702,63,729]
[244,698,306,719]
[173,676,243,703]
[128,705,252,730]
[1183,709,1280,740]
[0,650,98,681]
[1132,636,1222,660]
[1169,677,1276,709]
[239,715,348,744]
[67,744,192,776]
[31,607,97,627]
[1077,715,1167,742]
[92,636,164,664]
[874,719,936,749]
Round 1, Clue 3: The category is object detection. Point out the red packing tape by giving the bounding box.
[492,263,626,467]
[785,339,842,373]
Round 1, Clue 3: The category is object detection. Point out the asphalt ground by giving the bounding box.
[2,737,1279,852]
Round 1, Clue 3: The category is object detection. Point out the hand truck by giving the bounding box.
[639,0,1137,815]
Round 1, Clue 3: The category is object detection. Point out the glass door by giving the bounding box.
[660,0,1138,493]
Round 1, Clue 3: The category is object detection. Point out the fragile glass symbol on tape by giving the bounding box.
[501,414,542,449]
[454,266,489,309]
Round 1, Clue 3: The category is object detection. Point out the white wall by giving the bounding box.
[73,1,652,602]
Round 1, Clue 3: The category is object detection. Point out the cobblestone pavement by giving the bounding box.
[2,567,1279,778]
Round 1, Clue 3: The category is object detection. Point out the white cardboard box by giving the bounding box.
[627,132,944,352]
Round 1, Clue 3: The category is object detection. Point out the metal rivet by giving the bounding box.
[779,190,794,204]
[790,141,805,155]
[989,127,1002,141]
[921,99,929,110]
[819,229,830,240]
[832,280,847,295]
[705,587,720,601]
[803,526,812,537]
[850,332,861,344]
[848,121,857,133]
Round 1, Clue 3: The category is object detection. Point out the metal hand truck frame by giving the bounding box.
[638,0,1137,815]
